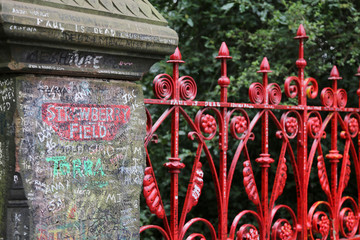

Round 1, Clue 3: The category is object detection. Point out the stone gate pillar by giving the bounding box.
[0,0,177,239]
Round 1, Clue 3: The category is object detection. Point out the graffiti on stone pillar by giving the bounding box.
[11,77,146,239]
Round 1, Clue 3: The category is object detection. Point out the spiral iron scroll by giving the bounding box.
[153,74,174,100]
[179,76,197,101]
[267,83,282,105]
[249,82,281,104]
[270,205,297,240]
[308,201,332,240]
[320,88,347,107]
[284,77,318,99]
[249,82,265,104]
[339,197,359,238]
[307,112,323,139]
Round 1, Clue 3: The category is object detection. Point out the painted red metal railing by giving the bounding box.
[140,24,360,240]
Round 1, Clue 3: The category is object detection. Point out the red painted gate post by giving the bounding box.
[216,42,232,239]
[294,24,309,240]
[164,48,186,240]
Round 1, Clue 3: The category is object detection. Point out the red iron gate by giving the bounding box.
[140,25,360,240]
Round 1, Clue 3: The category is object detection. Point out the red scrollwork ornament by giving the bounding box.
[232,115,248,134]
[243,160,260,206]
[317,155,331,198]
[249,82,265,104]
[307,115,322,138]
[318,215,330,237]
[143,167,165,219]
[200,114,217,135]
[237,225,260,240]
[187,162,204,212]
[279,223,292,240]
[285,117,298,136]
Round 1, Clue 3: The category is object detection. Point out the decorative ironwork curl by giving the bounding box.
[341,155,351,192]
[339,197,359,238]
[344,113,360,138]
[271,158,287,204]
[228,108,250,140]
[143,167,165,219]
[153,73,174,100]
[307,112,324,139]
[337,89,347,108]
[308,201,332,240]
[140,225,170,240]
[320,87,334,107]
[249,82,265,104]
[243,160,260,207]
[305,77,319,99]
[195,108,222,140]
[185,233,207,240]
[280,111,302,139]
[267,83,282,105]
[185,162,204,213]
[271,220,293,240]
[237,224,260,240]
[229,210,262,240]
[145,108,153,136]
[179,76,197,101]
[179,218,217,240]
[316,155,331,199]
[200,114,217,135]
[270,205,297,240]
[284,76,300,98]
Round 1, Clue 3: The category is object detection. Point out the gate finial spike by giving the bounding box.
[257,57,272,73]
[167,47,185,63]
[355,65,360,76]
[216,42,232,59]
[294,24,308,39]
[329,65,342,80]
[170,47,182,60]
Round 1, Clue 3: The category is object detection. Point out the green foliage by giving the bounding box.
[141,0,360,238]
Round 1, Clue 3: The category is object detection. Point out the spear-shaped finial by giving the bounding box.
[216,42,232,101]
[167,47,185,63]
[257,57,272,94]
[216,42,232,87]
[216,42,232,59]
[257,57,272,73]
[294,24,308,82]
[167,47,184,99]
[328,65,342,80]
[294,24,309,39]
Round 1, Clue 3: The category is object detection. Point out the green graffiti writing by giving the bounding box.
[46,156,106,179]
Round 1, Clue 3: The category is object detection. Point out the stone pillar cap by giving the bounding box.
[0,0,178,80]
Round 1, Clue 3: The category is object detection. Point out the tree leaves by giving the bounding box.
[221,2,234,11]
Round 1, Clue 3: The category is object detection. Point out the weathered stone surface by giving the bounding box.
[4,75,146,239]
[6,172,30,239]
[0,0,178,80]
[0,75,17,239]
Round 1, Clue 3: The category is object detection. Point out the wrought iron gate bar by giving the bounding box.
[144,99,360,112]
[141,24,360,240]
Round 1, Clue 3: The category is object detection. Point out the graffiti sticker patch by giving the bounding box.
[42,103,130,141]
